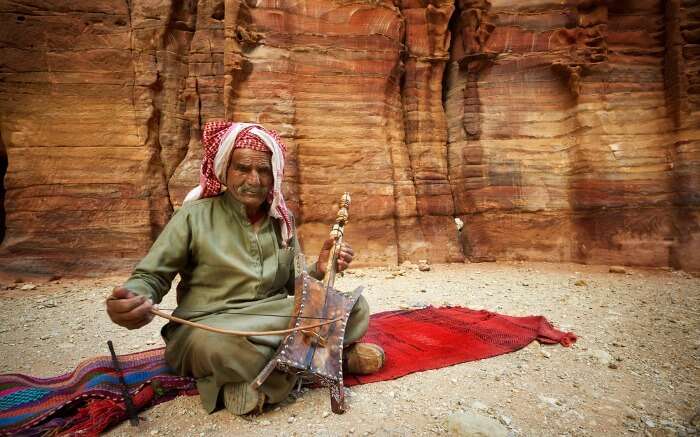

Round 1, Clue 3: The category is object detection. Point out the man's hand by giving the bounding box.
[106,287,155,330]
[316,238,354,276]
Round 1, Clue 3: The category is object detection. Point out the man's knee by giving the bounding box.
[351,295,369,321]
[345,295,370,342]
[166,327,251,377]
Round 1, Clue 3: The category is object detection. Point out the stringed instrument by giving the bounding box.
[252,193,363,413]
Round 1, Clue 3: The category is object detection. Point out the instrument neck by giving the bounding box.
[322,237,342,289]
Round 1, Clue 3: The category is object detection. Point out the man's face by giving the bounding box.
[226,148,273,213]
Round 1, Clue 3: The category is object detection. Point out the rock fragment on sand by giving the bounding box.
[624,406,639,420]
[401,260,417,270]
[690,411,700,427]
[446,412,508,437]
[585,349,614,366]
[418,260,430,272]
[609,266,627,274]
[470,400,488,411]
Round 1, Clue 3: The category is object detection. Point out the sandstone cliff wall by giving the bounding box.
[0,0,698,275]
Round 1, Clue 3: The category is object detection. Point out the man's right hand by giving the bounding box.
[106,287,154,330]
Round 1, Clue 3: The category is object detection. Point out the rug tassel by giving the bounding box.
[60,398,124,436]
[59,385,155,436]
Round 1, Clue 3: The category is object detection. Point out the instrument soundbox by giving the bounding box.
[252,193,363,413]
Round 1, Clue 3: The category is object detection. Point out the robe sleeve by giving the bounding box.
[308,258,322,280]
[122,208,192,303]
[284,231,323,295]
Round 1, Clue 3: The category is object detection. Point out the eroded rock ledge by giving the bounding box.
[0,0,698,275]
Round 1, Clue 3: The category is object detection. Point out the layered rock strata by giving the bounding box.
[446,0,700,270]
[0,0,697,275]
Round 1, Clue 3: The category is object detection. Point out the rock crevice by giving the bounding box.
[0,134,6,245]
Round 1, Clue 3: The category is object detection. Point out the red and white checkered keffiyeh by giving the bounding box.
[184,121,293,245]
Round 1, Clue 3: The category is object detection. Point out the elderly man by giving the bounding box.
[105,121,384,415]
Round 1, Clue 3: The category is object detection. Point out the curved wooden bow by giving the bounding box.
[150,308,343,337]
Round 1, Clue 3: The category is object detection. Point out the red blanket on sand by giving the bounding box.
[345,306,576,385]
[0,306,575,436]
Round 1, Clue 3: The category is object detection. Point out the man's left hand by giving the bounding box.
[317,238,354,276]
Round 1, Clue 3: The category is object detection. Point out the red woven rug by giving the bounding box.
[0,306,575,435]
[345,306,576,386]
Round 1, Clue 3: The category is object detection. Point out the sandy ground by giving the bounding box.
[1,261,699,436]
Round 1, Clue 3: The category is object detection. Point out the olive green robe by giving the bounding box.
[123,191,369,412]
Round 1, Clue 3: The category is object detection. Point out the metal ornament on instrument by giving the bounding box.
[252,192,363,414]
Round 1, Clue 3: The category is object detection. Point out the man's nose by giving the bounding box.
[246,170,261,185]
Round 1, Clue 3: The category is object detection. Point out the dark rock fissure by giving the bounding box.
[0,134,6,245]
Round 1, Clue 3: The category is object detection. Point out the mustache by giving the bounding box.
[237,185,268,196]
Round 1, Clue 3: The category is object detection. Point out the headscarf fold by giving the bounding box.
[184,121,293,245]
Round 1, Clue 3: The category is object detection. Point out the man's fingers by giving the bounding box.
[129,319,150,330]
[339,243,354,261]
[107,295,147,314]
[127,310,154,330]
[339,250,353,261]
[340,243,354,256]
[335,241,354,272]
[118,299,153,323]
[318,239,354,275]
[105,286,154,330]
[338,249,354,263]
[113,301,154,330]
[121,309,154,330]
[109,287,135,300]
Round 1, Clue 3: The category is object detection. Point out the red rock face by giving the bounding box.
[0,0,698,274]
[447,0,700,272]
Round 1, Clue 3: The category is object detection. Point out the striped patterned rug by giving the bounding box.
[0,348,195,436]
